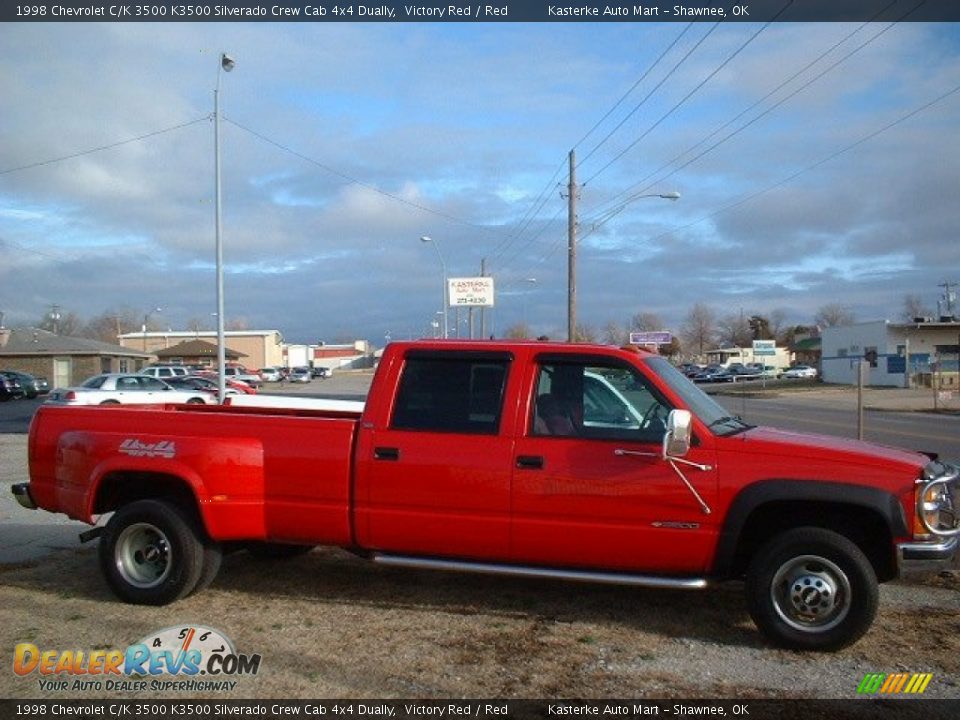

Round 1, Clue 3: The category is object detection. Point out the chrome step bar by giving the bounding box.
[371,553,708,590]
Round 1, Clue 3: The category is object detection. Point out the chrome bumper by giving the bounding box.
[897,536,958,577]
[11,483,37,510]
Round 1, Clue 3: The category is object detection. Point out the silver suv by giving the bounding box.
[141,365,190,380]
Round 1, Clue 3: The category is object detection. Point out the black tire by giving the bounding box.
[186,397,205,404]
[246,542,315,560]
[98,499,205,605]
[100,400,121,405]
[190,542,224,596]
[746,527,878,651]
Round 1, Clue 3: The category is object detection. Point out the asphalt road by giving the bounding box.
[716,394,960,460]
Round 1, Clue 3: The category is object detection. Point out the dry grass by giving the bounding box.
[2,547,958,700]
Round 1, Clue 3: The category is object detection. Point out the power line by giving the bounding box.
[582,2,792,188]
[586,0,920,225]
[0,117,210,176]
[574,23,695,164]
[590,81,960,248]
[226,117,494,231]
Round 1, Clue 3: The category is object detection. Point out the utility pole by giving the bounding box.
[939,280,958,318]
[480,257,487,339]
[566,149,578,342]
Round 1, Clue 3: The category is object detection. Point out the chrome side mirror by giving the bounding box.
[662,409,693,459]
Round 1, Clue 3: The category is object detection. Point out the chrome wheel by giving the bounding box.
[771,554,850,633]
[115,522,172,589]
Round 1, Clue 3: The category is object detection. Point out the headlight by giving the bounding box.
[917,473,960,537]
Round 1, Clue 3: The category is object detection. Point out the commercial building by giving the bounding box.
[821,319,960,388]
[118,330,284,370]
[0,327,152,388]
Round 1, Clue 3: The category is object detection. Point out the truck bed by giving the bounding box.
[28,403,362,546]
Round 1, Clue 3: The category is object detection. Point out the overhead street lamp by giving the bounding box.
[420,235,448,339]
[567,187,680,341]
[522,278,537,328]
[142,306,162,351]
[214,52,235,403]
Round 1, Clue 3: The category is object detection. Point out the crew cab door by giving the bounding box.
[511,354,718,574]
[354,350,515,560]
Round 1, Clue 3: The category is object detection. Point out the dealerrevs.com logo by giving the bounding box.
[13,625,260,693]
[857,672,933,695]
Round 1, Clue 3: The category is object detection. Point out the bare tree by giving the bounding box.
[602,321,629,345]
[748,315,773,341]
[573,324,597,343]
[901,294,931,322]
[767,308,787,340]
[630,312,663,332]
[814,303,855,328]
[504,323,532,339]
[82,309,140,344]
[225,317,250,331]
[717,312,752,348]
[680,303,716,359]
[38,309,83,336]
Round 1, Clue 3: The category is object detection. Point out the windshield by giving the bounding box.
[644,357,753,437]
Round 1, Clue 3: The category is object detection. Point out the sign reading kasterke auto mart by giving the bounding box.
[448,277,495,307]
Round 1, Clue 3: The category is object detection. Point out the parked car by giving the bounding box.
[45,374,211,406]
[678,363,702,378]
[141,365,190,380]
[311,366,332,379]
[222,366,263,388]
[693,367,733,383]
[33,376,50,395]
[289,366,312,383]
[259,367,283,382]
[0,373,24,401]
[1,370,40,398]
[783,365,818,379]
[166,375,243,399]
[193,371,258,394]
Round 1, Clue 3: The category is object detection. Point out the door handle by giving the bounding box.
[516,455,544,470]
[374,447,400,461]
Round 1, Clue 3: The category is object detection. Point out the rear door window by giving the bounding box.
[391,353,510,435]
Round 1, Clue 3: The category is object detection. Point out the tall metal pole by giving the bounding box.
[480,257,487,339]
[567,149,577,342]
[215,54,234,404]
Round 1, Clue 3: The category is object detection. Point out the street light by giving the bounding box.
[142,306,162,351]
[215,52,235,403]
[567,190,680,341]
[420,235,448,339]
[522,278,537,328]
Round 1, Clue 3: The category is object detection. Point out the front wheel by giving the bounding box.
[98,500,206,605]
[746,527,878,651]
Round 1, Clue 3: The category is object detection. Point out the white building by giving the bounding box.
[821,320,960,387]
[705,345,792,370]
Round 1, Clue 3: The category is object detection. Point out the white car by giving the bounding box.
[45,373,211,406]
[782,365,818,379]
[259,367,283,382]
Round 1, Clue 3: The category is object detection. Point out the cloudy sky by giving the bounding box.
[1,17,958,344]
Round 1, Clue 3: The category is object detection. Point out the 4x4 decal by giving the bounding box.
[118,439,176,459]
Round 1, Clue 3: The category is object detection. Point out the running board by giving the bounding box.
[370,553,708,590]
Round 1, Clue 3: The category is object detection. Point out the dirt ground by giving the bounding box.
[2,544,958,700]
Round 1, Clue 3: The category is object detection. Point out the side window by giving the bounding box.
[139,377,166,390]
[391,356,509,434]
[531,362,672,442]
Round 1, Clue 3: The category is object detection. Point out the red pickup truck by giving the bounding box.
[13,341,959,651]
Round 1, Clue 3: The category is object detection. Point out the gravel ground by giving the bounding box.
[2,430,958,700]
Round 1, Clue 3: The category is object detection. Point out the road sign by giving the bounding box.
[630,331,673,346]
[752,339,776,356]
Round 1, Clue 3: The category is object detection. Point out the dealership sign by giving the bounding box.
[629,331,673,346]
[448,277,495,307]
